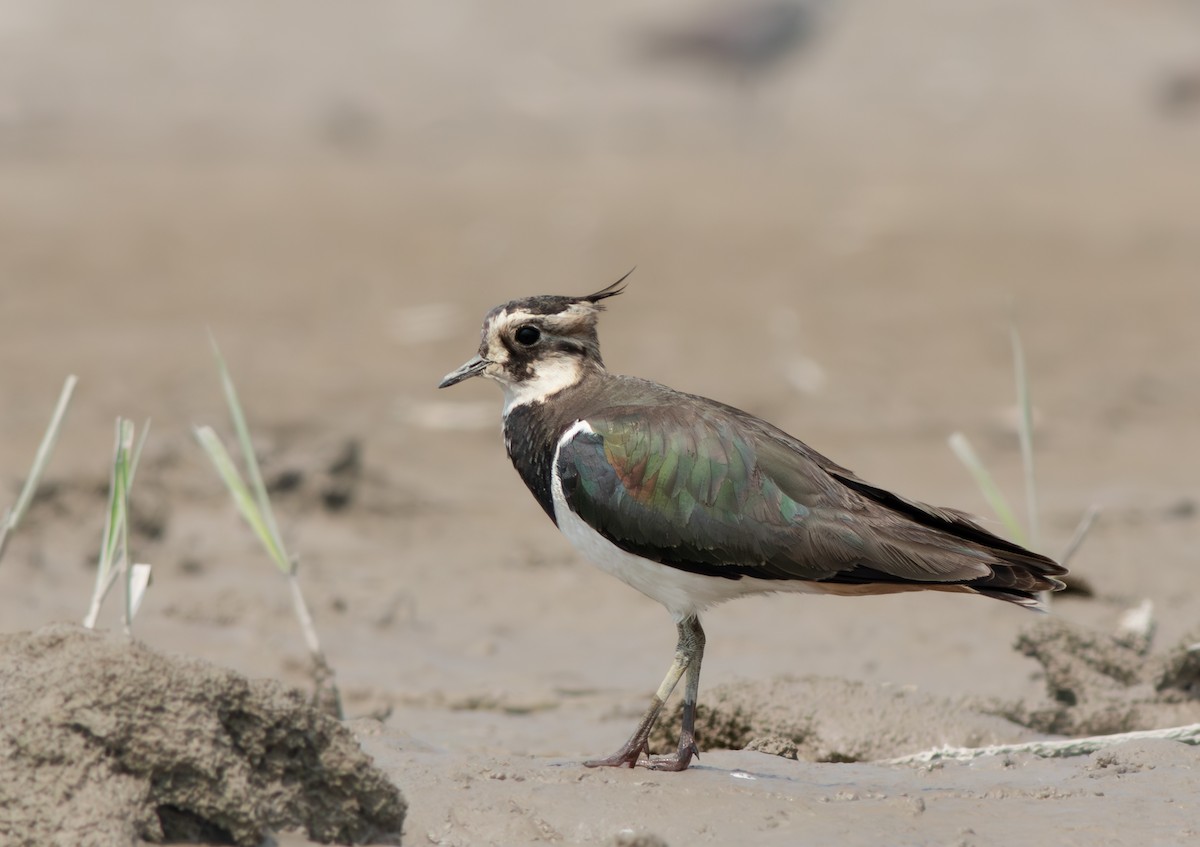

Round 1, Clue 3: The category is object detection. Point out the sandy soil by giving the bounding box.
[1,626,405,846]
[2,1,1199,844]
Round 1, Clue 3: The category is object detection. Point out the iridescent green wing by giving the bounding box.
[555,406,864,579]
[558,400,1063,594]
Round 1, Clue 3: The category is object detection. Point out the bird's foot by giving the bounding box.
[643,751,694,772]
[644,737,699,772]
[584,738,649,769]
[585,738,699,771]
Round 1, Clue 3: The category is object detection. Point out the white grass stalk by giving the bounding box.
[884,722,1200,765]
[129,564,153,619]
[947,432,1027,545]
[0,375,77,563]
[1010,325,1039,549]
[287,566,323,657]
[1115,598,1156,647]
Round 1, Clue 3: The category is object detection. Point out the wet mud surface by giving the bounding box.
[2,1,1200,844]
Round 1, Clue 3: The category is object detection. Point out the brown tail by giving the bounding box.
[830,471,1067,607]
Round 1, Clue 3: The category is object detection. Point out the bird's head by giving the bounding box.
[438,271,630,411]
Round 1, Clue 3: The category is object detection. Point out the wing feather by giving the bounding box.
[556,404,1065,601]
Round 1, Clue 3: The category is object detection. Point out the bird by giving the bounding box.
[438,276,1067,772]
[634,0,830,82]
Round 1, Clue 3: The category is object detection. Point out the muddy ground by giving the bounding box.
[2,1,1199,844]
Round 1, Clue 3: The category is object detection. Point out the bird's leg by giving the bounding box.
[583,649,685,768]
[645,616,704,771]
[585,616,705,771]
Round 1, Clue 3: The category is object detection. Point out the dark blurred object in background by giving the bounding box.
[634,0,832,82]
[1159,66,1200,117]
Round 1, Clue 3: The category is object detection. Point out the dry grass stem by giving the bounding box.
[1059,504,1102,568]
[0,375,77,564]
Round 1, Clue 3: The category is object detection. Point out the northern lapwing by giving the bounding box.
[438,277,1067,772]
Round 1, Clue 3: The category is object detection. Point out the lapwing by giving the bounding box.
[438,277,1067,772]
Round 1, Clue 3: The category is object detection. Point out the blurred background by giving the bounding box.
[2,0,1199,709]
[3,0,1199,424]
[4,0,1199,487]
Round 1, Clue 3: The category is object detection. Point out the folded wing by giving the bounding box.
[556,405,1065,605]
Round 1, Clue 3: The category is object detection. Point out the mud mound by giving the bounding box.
[989,618,1200,736]
[0,624,405,846]
[649,675,1039,763]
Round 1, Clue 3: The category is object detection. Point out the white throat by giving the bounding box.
[501,356,583,415]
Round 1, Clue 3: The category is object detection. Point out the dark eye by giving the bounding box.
[514,325,541,346]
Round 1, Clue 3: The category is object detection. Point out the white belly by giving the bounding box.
[550,420,822,620]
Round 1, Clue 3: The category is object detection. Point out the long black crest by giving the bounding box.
[582,268,634,305]
[487,268,635,321]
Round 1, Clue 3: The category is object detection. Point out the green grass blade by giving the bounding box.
[115,419,135,632]
[96,421,124,578]
[106,420,134,570]
[84,417,131,629]
[948,431,1027,544]
[128,418,151,488]
[199,344,342,716]
[208,334,286,557]
[1010,325,1039,549]
[1,375,77,564]
[194,425,290,572]
[9,375,77,529]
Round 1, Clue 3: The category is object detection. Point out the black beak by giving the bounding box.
[438,355,488,388]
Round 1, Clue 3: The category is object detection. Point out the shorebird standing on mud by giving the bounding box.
[439,278,1067,772]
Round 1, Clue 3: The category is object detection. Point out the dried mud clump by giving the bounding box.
[649,675,1037,763]
[990,618,1200,736]
[0,624,405,847]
